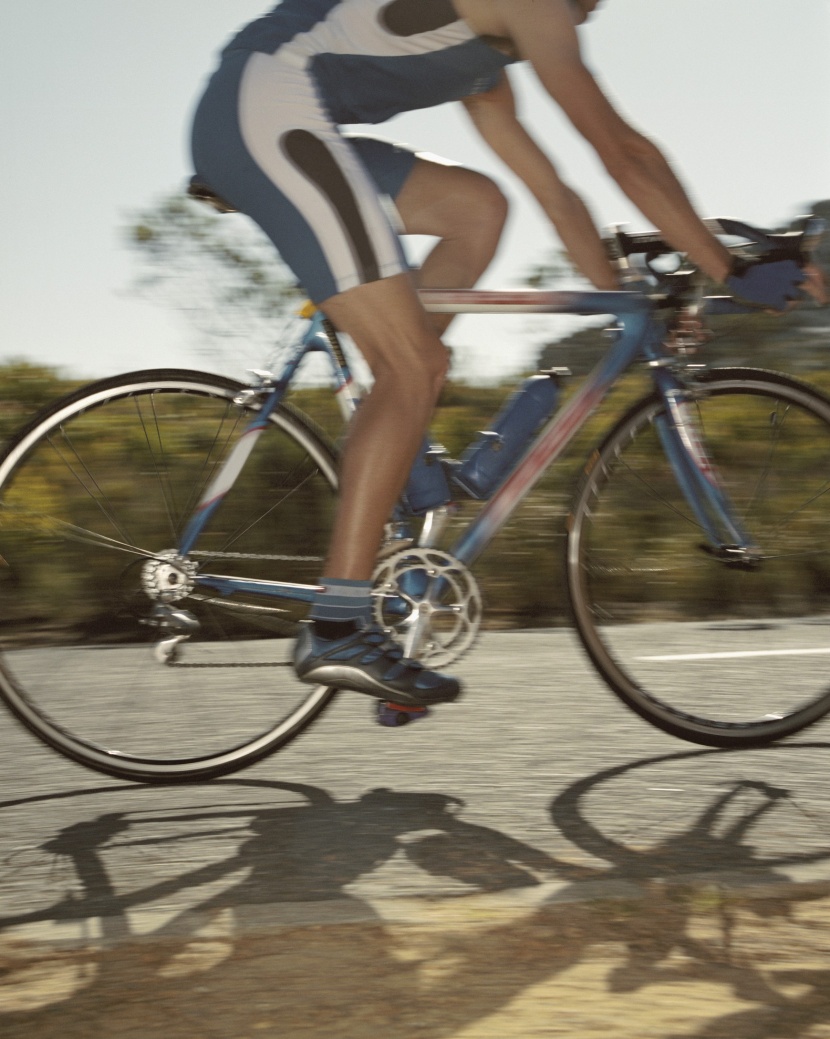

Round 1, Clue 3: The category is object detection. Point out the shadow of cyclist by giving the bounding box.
[1,751,829,1038]
[0,781,563,937]
[0,780,580,1038]
[547,747,830,1011]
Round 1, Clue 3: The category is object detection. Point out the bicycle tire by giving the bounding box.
[0,369,340,781]
[566,366,830,748]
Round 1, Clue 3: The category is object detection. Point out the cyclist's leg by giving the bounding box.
[320,273,449,579]
[191,55,461,702]
[297,273,461,704]
[348,134,508,333]
[317,147,509,576]
[394,157,508,333]
[298,159,510,702]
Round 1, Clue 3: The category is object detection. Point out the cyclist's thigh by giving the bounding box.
[191,50,408,304]
[349,136,505,245]
[344,133,420,203]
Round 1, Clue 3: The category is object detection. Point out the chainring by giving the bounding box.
[371,547,482,668]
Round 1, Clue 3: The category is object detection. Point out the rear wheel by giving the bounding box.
[567,368,830,747]
[0,369,339,781]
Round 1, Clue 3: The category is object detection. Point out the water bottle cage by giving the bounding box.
[448,374,562,500]
[477,431,504,452]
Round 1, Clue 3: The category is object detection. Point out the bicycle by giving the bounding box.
[0,202,827,782]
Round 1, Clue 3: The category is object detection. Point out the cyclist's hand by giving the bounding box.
[725,254,807,311]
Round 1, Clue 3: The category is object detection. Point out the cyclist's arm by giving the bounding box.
[473,0,733,283]
[462,72,619,289]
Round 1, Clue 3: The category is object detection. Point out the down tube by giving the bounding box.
[451,310,656,567]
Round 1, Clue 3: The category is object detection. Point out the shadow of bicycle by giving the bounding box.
[0,746,829,1038]
[547,744,830,1037]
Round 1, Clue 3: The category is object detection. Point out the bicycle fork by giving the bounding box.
[650,365,761,566]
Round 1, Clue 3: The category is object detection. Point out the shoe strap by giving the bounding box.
[362,627,423,672]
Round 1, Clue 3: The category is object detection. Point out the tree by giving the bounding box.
[127,193,303,369]
[0,361,74,443]
[521,248,580,291]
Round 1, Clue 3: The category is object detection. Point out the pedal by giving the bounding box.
[376,701,431,728]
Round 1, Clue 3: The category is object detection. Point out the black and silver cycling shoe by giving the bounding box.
[293,623,462,706]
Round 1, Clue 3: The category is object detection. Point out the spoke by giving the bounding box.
[175,397,246,525]
[218,461,323,554]
[603,446,704,534]
[706,397,830,544]
[0,504,161,560]
[45,429,134,545]
[135,392,178,540]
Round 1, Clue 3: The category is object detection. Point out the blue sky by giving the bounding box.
[2,1,828,382]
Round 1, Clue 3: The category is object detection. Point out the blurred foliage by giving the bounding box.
[126,194,304,366]
[16,361,826,627]
[0,361,78,444]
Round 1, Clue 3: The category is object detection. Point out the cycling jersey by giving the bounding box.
[223,0,512,124]
[191,0,517,302]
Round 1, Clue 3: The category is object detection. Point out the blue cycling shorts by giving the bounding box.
[191,49,419,304]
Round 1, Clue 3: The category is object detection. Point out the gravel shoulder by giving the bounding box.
[3,887,830,1039]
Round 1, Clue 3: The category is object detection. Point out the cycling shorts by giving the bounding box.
[191,49,419,304]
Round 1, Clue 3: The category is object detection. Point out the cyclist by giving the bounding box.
[191,0,818,708]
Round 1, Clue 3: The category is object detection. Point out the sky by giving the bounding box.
[2,0,829,384]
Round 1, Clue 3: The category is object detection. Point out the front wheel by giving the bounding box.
[567,367,830,748]
[0,370,339,781]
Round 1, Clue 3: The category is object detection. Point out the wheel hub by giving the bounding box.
[141,550,198,603]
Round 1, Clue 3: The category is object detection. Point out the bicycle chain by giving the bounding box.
[189,550,323,562]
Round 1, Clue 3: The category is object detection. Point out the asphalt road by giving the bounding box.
[1,628,830,945]
[4,629,830,1039]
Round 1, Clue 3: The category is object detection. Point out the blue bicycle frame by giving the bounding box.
[177,286,759,609]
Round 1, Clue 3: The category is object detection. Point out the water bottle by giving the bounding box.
[403,439,452,514]
[450,374,561,500]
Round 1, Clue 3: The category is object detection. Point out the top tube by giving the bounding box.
[417,288,650,317]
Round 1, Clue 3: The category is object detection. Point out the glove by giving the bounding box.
[725,255,806,310]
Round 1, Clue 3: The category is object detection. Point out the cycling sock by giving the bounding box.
[310,577,373,640]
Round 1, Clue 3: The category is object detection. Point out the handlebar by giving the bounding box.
[606,215,825,315]
[607,215,824,266]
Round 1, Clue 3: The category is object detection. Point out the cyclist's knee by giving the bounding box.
[440,173,507,284]
[424,341,451,395]
[399,162,507,254]
[446,171,508,248]
[375,334,449,395]
[472,173,509,239]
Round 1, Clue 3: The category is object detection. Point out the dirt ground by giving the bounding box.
[2,888,830,1039]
